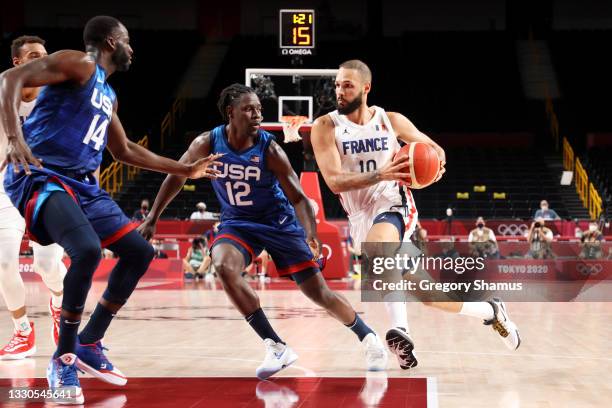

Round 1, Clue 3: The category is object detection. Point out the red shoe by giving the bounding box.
[49,298,61,346]
[0,322,36,360]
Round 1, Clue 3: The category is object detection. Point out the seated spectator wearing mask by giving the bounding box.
[468,217,500,259]
[579,222,604,259]
[534,200,560,220]
[526,217,555,259]
[132,199,150,221]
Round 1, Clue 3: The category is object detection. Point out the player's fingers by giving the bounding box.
[0,158,7,172]
[203,170,219,179]
[28,154,42,169]
[205,153,225,162]
[390,172,410,181]
[10,155,21,173]
[389,162,411,174]
[18,156,32,175]
[392,155,410,165]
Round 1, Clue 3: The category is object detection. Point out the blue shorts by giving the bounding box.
[211,218,319,278]
[373,211,406,239]
[4,166,135,247]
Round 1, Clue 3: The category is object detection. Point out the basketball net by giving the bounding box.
[280,115,308,143]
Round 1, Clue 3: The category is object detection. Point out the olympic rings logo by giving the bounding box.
[497,224,529,236]
[576,264,603,276]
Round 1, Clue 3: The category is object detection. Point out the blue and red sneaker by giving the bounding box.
[75,340,127,386]
[47,353,85,404]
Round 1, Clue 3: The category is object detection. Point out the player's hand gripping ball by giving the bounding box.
[394,142,440,189]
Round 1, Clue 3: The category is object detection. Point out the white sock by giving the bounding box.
[51,293,62,309]
[13,315,31,334]
[384,301,409,332]
[459,302,494,320]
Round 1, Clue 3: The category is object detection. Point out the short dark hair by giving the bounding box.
[11,35,45,58]
[217,83,256,122]
[339,59,372,83]
[83,15,122,47]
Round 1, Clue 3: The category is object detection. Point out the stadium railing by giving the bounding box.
[100,135,149,198]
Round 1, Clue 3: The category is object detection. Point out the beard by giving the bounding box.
[337,92,363,115]
[112,44,131,72]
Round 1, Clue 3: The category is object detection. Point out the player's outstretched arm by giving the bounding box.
[137,133,216,240]
[267,140,320,259]
[0,50,94,174]
[387,112,446,181]
[310,115,411,193]
[106,109,222,179]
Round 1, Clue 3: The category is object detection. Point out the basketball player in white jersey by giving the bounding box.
[311,60,520,370]
[0,36,66,359]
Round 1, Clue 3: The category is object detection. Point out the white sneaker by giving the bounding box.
[256,339,298,380]
[204,273,215,283]
[385,328,418,370]
[485,298,521,350]
[362,333,388,371]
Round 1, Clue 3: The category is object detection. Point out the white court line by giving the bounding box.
[426,377,439,408]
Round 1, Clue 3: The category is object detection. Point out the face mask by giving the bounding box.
[142,206,148,211]
[446,208,453,217]
[541,206,548,211]
[477,223,484,229]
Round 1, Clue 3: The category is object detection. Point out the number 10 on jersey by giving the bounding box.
[359,159,377,173]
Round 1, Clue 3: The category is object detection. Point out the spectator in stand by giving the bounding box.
[183,237,211,280]
[579,222,604,259]
[526,217,555,259]
[436,239,460,259]
[468,217,500,259]
[132,199,150,221]
[189,202,218,220]
[151,239,168,259]
[533,200,560,220]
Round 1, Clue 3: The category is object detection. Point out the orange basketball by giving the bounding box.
[394,142,440,189]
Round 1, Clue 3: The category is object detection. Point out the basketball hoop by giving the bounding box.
[280,115,308,143]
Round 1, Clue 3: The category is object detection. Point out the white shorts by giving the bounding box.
[0,193,25,232]
[348,193,418,254]
[0,193,64,260]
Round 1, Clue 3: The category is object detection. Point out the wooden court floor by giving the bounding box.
[0,280,610,407]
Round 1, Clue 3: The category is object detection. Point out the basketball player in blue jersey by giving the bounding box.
[139,83,389,379]
[0,16,220,404]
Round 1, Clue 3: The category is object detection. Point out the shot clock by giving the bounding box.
[279,9,315,56]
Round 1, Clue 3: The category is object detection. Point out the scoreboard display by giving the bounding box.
[279,9,315,55]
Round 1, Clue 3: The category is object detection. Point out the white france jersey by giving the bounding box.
[330,106,413,215]
[0,99,37,208]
